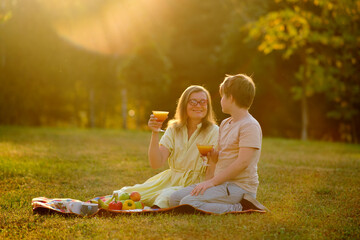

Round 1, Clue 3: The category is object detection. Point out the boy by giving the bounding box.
[169,74,267,213]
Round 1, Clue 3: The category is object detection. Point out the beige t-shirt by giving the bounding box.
[214,113,262,194]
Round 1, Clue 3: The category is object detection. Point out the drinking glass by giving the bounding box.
[196,144,213,166]
[152,111,169,132]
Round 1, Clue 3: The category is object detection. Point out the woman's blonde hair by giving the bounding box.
[168,85,217,131]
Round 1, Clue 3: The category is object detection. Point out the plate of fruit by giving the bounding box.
[97,191,145,211]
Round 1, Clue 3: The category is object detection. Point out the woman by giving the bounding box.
[113,85,218,208]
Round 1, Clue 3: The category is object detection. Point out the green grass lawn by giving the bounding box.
[0,126,359,239]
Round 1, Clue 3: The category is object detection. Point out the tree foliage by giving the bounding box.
[0,0,358,142]
[246,0,360,142]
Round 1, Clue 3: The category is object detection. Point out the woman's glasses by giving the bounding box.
[188,99,207,106]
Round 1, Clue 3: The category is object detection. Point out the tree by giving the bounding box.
[246,0,360,142]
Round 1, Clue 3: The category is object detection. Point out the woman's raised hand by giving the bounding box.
[148,114,164,133]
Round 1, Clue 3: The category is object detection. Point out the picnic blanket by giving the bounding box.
[31,195,266,217]
[32,196,266,216]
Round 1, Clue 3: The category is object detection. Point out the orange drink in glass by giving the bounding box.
[152,111,169,132]
[196,144,213,166]
[152,111,169,122]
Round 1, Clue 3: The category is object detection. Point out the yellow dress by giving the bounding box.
[113,123,219,208]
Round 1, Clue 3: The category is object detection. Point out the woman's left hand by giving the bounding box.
[191,179,215,196]
[207,149,219,164]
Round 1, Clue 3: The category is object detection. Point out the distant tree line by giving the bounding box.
[0,0,359,142]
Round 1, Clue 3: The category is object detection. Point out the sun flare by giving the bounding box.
[36,0,172,55]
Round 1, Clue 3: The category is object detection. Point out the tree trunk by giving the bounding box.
[135,100,141,130]
[301,78,308,141]
[351,116,358,143]
[122,88,127,129]
[89,88,95,128]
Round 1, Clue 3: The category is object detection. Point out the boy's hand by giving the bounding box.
[191,179,215,196]
[207,149,219,164]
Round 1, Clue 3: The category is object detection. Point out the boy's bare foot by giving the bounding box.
[240,193,269,211]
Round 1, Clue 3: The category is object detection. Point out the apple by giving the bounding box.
[130,191,141,202]
[134,201,144,209]
[108,201,122,210]
[119,192,130,200]
[122,200,135,210]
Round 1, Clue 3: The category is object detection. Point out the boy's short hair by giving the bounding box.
[219,74,256,109]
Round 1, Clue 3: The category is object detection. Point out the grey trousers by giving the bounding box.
[169,182,256,214]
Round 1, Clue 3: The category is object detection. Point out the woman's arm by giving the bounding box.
[204,149,218,180]
[205,162,216,180]
[148,114,170,169]
[148,132,170,169]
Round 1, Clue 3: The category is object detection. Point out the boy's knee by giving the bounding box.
[169,191,183,207]
[169,185,195,207]
[179,195,197,206]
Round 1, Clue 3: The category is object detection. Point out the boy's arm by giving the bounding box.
[191,147,256,196]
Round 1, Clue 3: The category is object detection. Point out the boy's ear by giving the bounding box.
[229,95,235,103]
